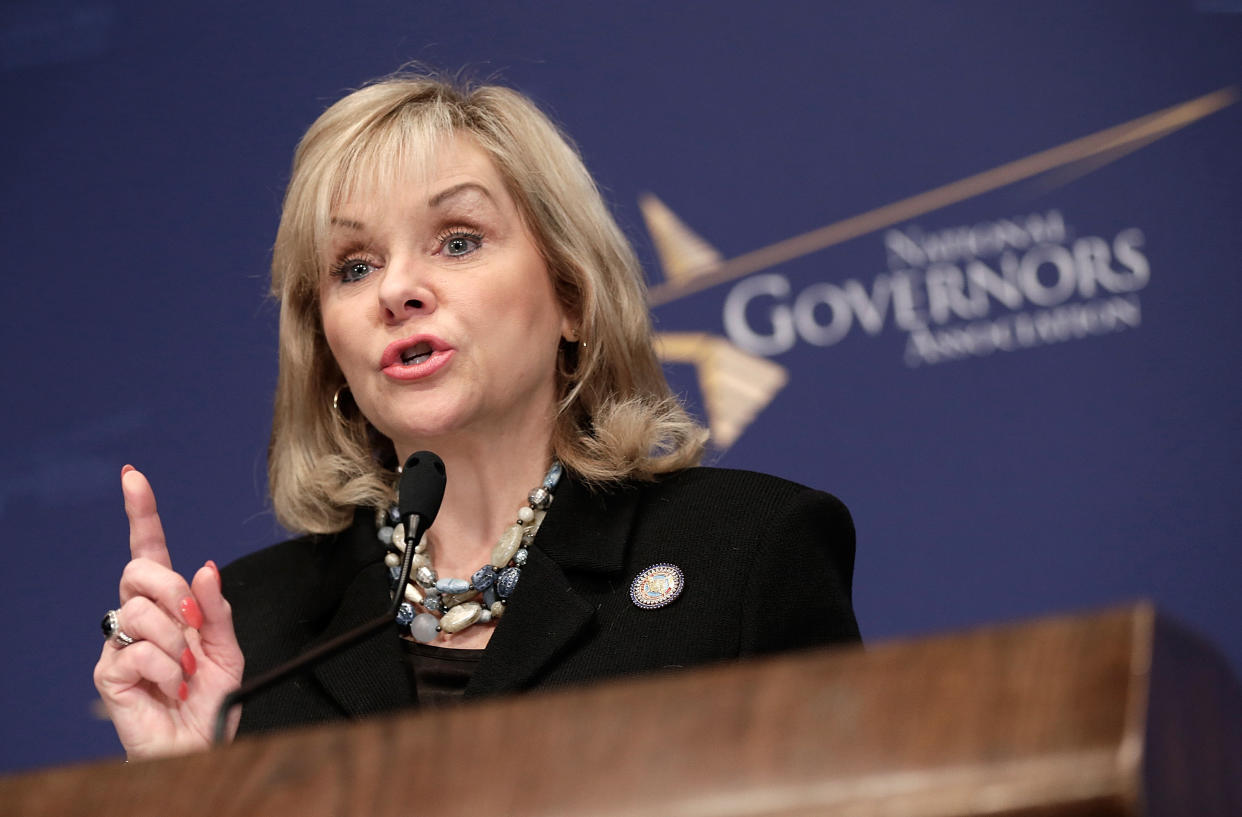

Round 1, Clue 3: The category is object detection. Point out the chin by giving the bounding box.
[373,405,471,445]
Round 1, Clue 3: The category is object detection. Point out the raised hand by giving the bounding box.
[93,466,245,759]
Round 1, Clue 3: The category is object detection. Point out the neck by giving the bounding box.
[394,427,555,581]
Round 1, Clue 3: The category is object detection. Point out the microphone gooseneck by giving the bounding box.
[211,451,446,744]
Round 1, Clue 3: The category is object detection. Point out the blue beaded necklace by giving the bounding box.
[379,461,563,643]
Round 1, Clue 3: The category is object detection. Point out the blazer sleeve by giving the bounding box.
[738,487,861,654]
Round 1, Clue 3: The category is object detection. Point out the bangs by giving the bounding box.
[311,108,458,271]
[278,84,466,301]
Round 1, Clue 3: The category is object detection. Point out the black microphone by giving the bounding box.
[399,450,447,531]
[212,451,446,744]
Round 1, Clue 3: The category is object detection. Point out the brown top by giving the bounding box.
[401,640,484,709]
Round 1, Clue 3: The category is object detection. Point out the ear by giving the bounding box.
[560,314,580,343]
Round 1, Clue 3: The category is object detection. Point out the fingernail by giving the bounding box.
[180,647,197,678]
[206,560,222,593]
[121,464,135,476]
[179,597,204,629]
[178,681,189,702]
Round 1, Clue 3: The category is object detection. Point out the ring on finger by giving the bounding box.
[101,609,136,648]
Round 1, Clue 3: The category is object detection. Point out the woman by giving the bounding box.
[94,74,861,759]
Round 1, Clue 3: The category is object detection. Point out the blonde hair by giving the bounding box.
[268,73,705,534]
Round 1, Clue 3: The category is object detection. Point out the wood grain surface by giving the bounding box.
[3,603,1238,817]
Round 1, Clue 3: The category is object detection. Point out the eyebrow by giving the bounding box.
[329,182,496,231]
[428,182,496,208]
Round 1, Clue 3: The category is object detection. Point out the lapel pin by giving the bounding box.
[630,563,684,609]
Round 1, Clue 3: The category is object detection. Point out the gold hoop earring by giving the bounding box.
[332,384,351,415]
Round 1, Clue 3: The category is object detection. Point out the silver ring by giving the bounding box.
[101,609,135,648]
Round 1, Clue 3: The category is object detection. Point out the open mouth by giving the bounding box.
[381,335,451,379]
[400,341,434,366]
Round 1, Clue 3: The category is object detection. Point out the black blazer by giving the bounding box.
[223,467,861,735]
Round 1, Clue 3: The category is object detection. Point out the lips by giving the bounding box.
[380,335,454,381]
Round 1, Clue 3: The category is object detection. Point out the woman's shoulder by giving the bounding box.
[220,508,379,605]
[611,467,861,650]
[221,528,330,589]
[592,466,855,558]
[640,466,849,516]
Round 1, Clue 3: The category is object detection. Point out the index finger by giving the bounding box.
[122,467,173,569]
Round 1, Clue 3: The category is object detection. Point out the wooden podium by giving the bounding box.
[3,603,1239,816]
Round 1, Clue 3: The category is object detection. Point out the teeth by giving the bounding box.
[400,343,433,365]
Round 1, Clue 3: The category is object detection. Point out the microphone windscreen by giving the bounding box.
[398,451,447,527]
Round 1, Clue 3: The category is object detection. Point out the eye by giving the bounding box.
[333,258,376,283]
[438,229,484,258]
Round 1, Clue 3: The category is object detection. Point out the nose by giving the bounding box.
[378,255,437,323]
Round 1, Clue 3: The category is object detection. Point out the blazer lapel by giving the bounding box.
[467,476,638,697]
[308,512,414,717]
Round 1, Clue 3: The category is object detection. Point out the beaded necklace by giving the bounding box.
[378,461,563,644]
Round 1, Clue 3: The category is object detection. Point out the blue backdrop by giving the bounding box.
[3,0,1240,773]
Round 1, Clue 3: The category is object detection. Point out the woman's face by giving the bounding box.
[318,133,571,456]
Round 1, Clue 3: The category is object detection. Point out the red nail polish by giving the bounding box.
[178,681,189,702]
[121,464,135,476]
[179,597,204,629]
[206,560,222,593]
[181,647,197,678]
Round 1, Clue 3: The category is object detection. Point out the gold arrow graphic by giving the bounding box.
[644,86,1238,307]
